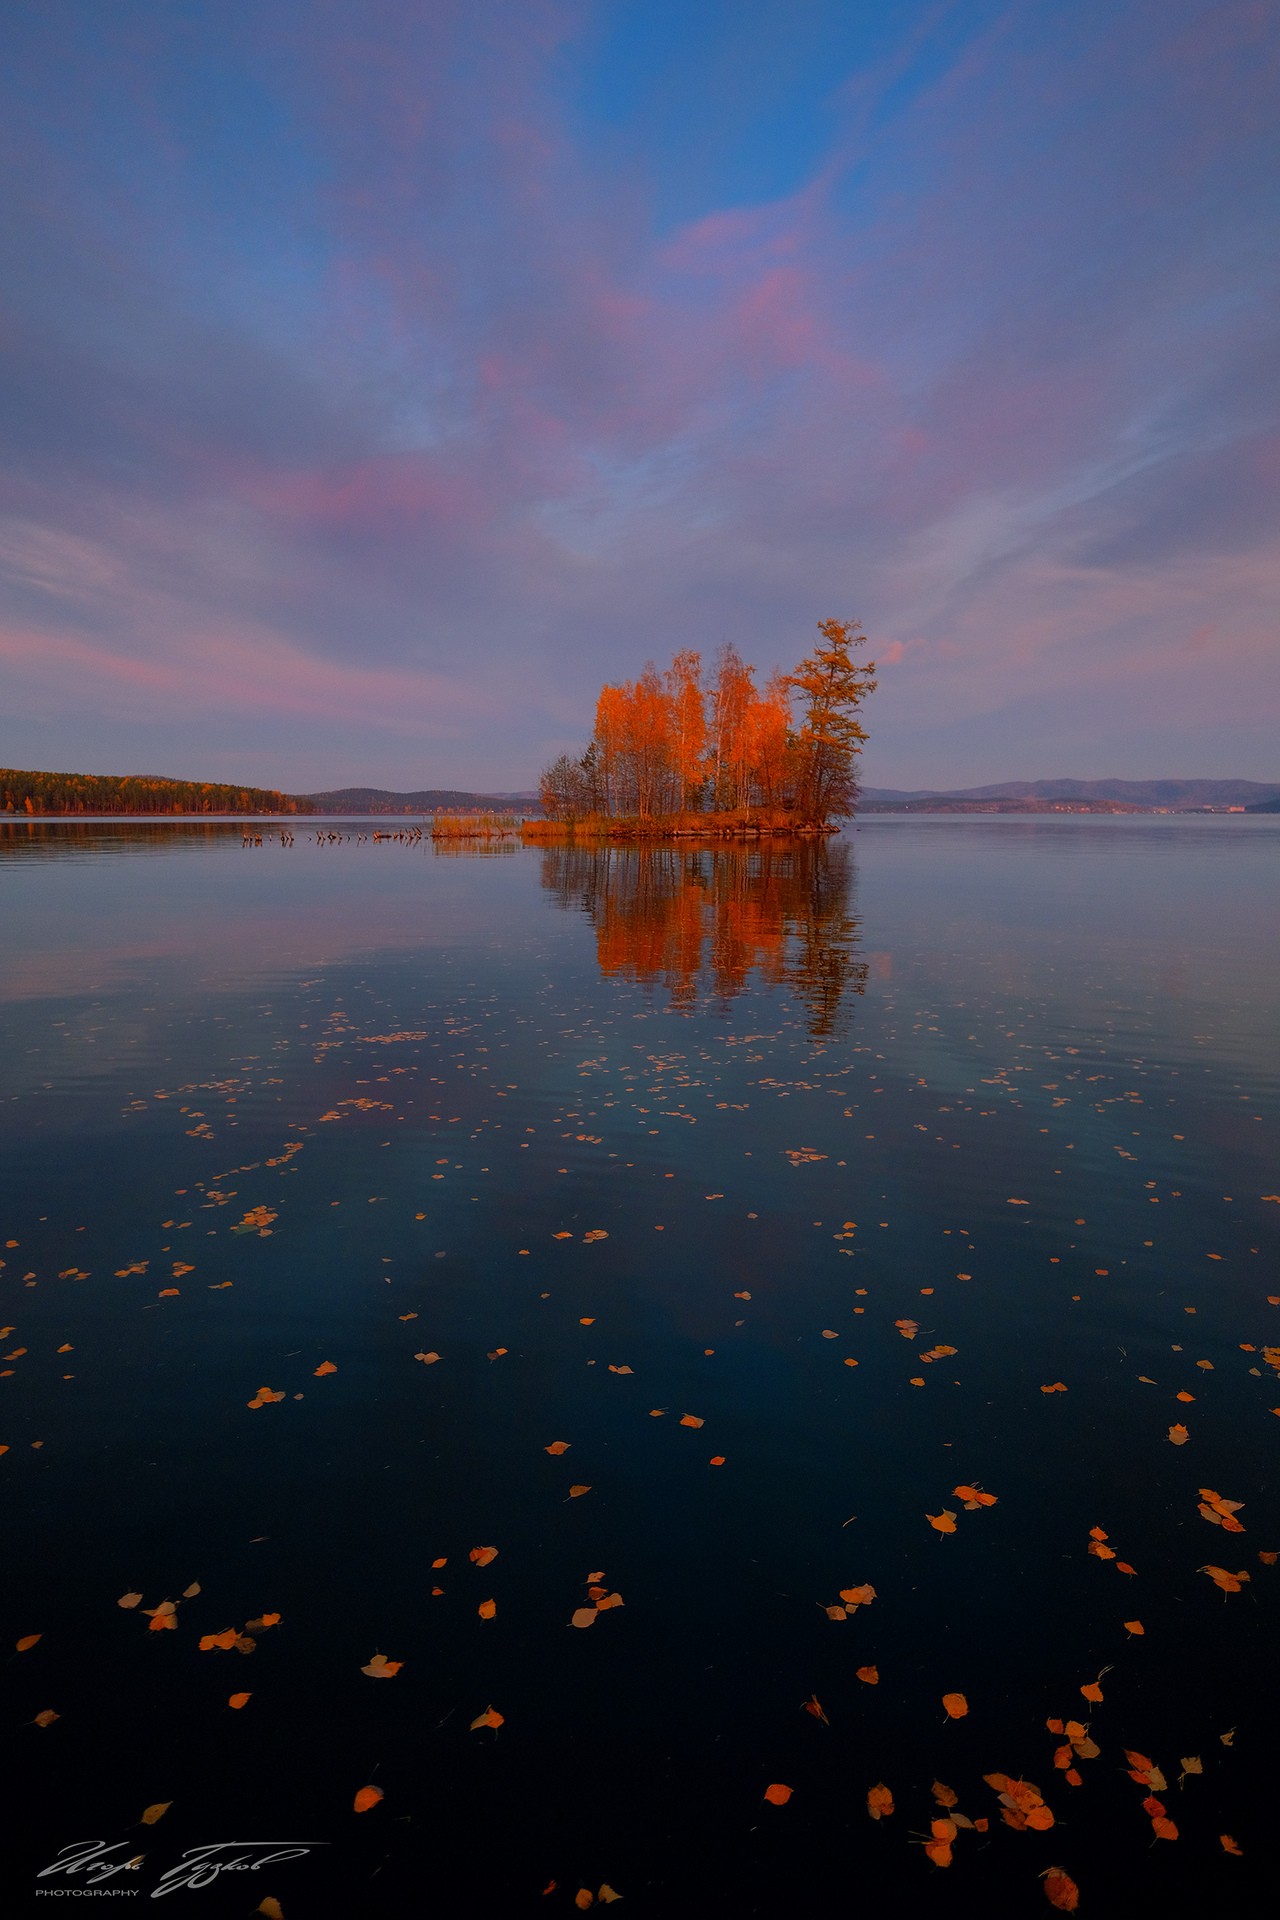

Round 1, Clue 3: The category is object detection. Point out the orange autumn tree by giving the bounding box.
[538,621,875,826]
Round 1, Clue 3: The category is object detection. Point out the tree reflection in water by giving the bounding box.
[540,839,867,1035]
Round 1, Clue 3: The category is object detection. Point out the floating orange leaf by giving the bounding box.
[568,1484,591,1498]
[470,1706,504,1731]
[1198,1488,1245,1531]
[478,1599,496,1621]
[839,1584,875,1608]
[545,1441,571,1455]
[1168,1423,1189,1445]
[1043,1867,1080,1911]
[1220,1834,1243,1855]
[1124,1620,1144,1635]
[570,1607,597,1629]
[927,1510,957,1534]
[228,1692,251,1709]
[413,1351,440,1365]
[1079,1682,1104,1704]
[314,1361,337,1376]
[986,1774,1054,1832]
[802,1694,829,1723]
[679,1414,704,1428]
[1201,1564,1250,1594]
[924,1833,953,1868]
[469,1546,499,1567]
[246,1387,285,1408]
[257,1899,284,1919]
[942,1692,969,1719]
[15,1634,41,1652]
[199,1628,239,1652]
[933,1781,959,1809]
[140,1803,171,1826]
[763,1783,793,1806]
[866,1783,894,1820]
[117,1592,143,1609]
[361,1653,403,1678]
[856,1665,879,1685]
[954,1484,997,1509]
[352,1785,383,1813]
[1040,1382,1068,1394]
[33,1709,59,1727]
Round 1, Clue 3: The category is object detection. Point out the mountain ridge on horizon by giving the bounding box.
[858,778,1280,808]
[5,769,1278,816]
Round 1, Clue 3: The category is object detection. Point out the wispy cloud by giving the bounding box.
[0,0,1275,787]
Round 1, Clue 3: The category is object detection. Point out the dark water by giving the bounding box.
[1,816,1277,1919]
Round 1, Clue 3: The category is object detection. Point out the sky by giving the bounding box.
[0,0,1277,793]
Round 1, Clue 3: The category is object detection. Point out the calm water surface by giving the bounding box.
[2,817,1277,1917]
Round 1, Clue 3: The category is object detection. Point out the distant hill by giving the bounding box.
[861,779,1280,811]
[1246,795,1280,813]
[294,787,539,814]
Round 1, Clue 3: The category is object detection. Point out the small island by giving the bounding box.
[527,618,876,841]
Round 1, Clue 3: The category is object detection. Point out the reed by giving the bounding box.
[430,811,519,840]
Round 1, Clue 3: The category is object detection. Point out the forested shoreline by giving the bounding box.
[1,768,296,815]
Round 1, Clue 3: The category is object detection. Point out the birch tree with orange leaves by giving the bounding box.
[538,619,874,825]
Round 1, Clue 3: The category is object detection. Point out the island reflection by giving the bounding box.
[539,839,866,1035]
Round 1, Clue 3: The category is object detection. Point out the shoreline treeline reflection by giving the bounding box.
[540,839,867,1034]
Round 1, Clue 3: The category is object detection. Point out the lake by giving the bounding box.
[2,815,1277,1917]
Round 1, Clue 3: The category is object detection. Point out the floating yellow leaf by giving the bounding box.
[140,1803,171,1826]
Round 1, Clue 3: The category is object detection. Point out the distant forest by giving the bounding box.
[0,772,541,817]
[2,768,296,815]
